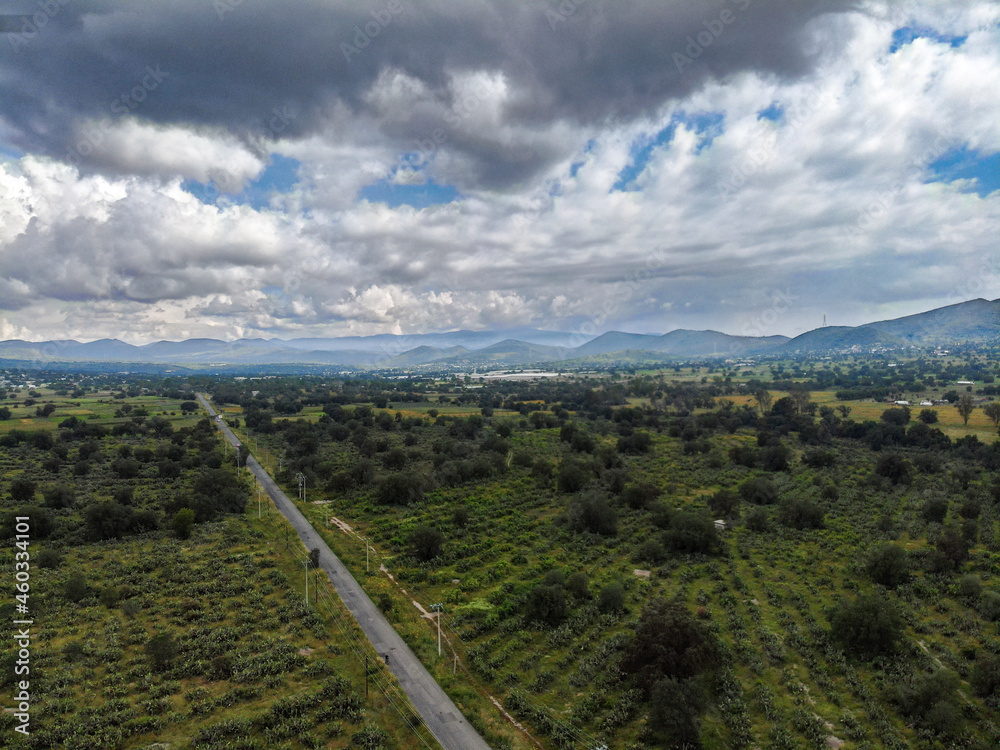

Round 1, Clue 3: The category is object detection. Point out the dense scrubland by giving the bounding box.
[4,353,1000,749]
[0,386,426,749]
[207,355,1000,749]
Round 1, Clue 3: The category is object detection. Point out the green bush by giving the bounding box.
[171,508,196,539]
[864,543,910,588]
[828,594,905,659]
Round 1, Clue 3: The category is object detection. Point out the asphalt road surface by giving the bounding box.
[196,394,492,750]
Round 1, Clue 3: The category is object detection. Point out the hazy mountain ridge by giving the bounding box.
[3,299,999,368]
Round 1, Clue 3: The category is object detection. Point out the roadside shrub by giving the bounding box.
[409,526,444,562]
[375,472,424,505]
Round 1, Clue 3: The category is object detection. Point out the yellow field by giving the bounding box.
[717,391,999,444]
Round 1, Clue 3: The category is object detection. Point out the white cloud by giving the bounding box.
[0,2,998,343]
[80,119,266,190]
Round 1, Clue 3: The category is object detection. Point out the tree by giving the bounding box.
[308,547,321,569]
[754,388,772,416]
[526,584,567,626]
[171,508,195,539]
[180,401,199,414]
[621,599,720,694]
[597,582,626,613]
[918,408,938,424]
[145,632,178,672]
[0,407,10,421]
[409,526,444,562]
[621,482,660,510]
[648,678,703,748]
[865,543,910,587]
[894,669,964,738]
[739,476,778,505]
[708,488,740,518]
[971,653,1000,700]
[956,392,975,426]
[375,472,424,506]
[63,573,92,603]
[663,512,720,554]
[565,571,590,600]
[984,401,1000,428]
[565,491,617,536]
[829,594,905,659]
[8,478,36,503]
[777,497,825,530]
[42,484,75,509]
[874,453,912,485]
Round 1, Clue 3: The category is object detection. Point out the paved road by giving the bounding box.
[196,394,492,750]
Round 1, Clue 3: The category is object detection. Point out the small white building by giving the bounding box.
[894,400,910,406]
[714,519,728,532]
[920,400,934,407]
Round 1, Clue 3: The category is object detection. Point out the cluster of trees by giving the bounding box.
[1,416,247,544]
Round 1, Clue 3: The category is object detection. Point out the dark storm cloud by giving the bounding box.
[0,0,859,186]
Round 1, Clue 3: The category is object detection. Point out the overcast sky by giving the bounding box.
[0,0,997,344]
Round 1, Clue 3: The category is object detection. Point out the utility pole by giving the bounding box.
[257,484,262,519]
[296,472,306,502]
[303,559,310,606]
[430,603,443,656]
[363,537,371,572]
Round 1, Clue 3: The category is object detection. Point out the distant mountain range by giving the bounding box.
[2,298,999,370]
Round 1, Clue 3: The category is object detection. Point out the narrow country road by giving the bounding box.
[196,394,492,750]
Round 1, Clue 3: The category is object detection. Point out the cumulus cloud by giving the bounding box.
[0,1,998,343]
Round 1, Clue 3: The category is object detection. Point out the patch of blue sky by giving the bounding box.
[359,179,459,208]
[613,112,724,191]
[927,147,1000,197]
[757,102,784,122]
[890,25,967,53]
[182,154,301,209]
